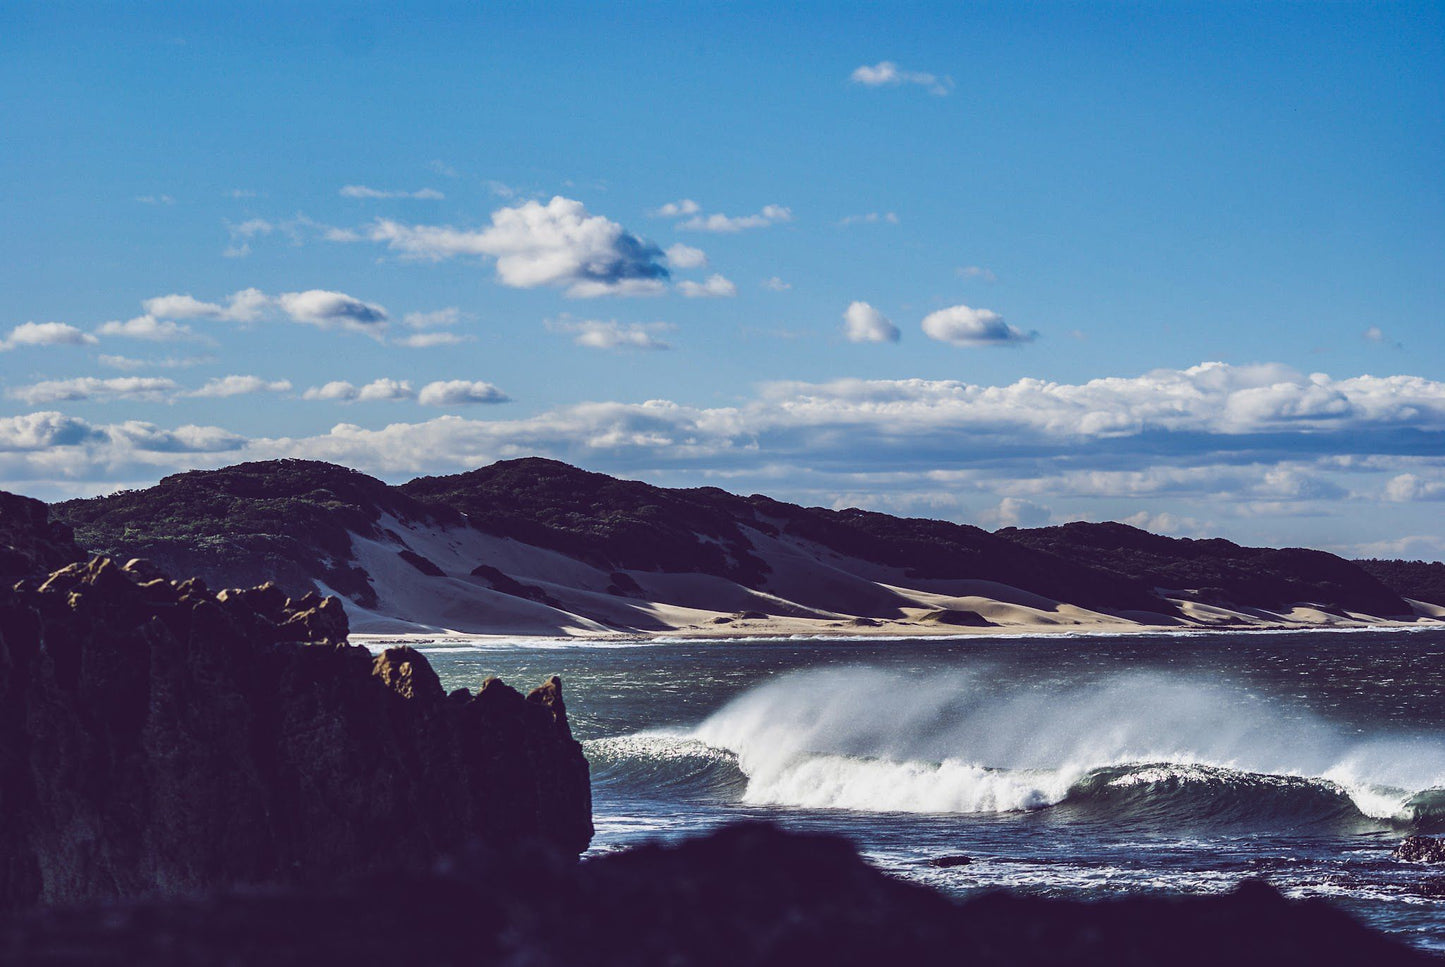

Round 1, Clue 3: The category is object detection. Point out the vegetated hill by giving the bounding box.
[47,457,1422,629]
[53,460,457,607]
[996,521,1409,616]
[1354,559,1445,608]
[399,458,1162,613]
[399,458,772,586]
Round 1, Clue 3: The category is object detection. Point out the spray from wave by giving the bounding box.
[595,667,1445,829]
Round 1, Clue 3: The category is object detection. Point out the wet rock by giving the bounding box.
[1394,836,1445,863]
[929,854,973,868]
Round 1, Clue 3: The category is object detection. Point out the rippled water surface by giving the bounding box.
[400,629,1445,952]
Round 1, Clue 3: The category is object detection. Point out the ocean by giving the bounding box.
[396,629,1445,953]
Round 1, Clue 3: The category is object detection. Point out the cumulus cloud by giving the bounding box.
[978,497,1052,529]
[842,301,900,344]
[957,265,998,282]
[340,185,445,200]
[0,322,98,351]
[276,290,389,335]
[0,412,107,450]
[302,378,416,403]
[679,205,792,233]
[143,288,269,323]
[417,380,510,406]
[850,61,953,96]
[665,244,708,269]
[547,316,674,351]
[762,276,792,291]
[920,304,1035,346]
[838,212,898,227]
[350,196,669,297]
[677,274,738,298]
[95,316,202,343]
[7,377,179,406]
[394,332,474,348]
[1384,473,1445,502]
[190,375,292,398]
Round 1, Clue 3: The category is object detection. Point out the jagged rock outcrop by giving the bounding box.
[1394,836,1445,864]
[0,823,1428,966]
[0,555,591,911]
[0,491,84,581]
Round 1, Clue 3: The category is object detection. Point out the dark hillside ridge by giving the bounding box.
[47,457,1427,621]
[399,457,1162,613]
[998,520,1408,617]
[54,460,459,608]
[0,491,84,580]
[1355,558,1445,609]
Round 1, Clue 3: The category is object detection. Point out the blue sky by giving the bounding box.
[2,1,1443,559]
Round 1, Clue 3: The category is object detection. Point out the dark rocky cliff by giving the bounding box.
[0,538,591,910]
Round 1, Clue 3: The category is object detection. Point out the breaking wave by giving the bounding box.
[587,667,1445,831]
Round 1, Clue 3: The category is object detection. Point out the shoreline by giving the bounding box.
[352,615,1445,650]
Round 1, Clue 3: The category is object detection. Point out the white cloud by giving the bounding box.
[843,301,900,344]
[136,194,176,205]
[190,375,292,398]
[1384,472,1445,502]
[547,316,674,351]
[850,61,953,96]
[762,276,792,291]
[351,196,669,297]
[1120,511,1211,537]
[665,243,708,269]
[142,288,269,323]
[838,212,899,227]
[8,377,178,406]
[276,290,388,335]
[302,378,416,403]
[484,180,517,198]
[402,307,464,328]
[679,205,792,233]
[978,497,1052,528]
[417,380,510,406]
[394,332,474,348]
[651,199,701,217]
[429,160,458,178]
[957,265,998,282]
[0,412,106,450]
[340,185,445,200]
[677,274,738,298]
[921,304,1036,346]
[0,322,98,351]
[95,315,202,343]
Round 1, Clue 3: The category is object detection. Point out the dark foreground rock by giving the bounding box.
[0,823,1430,966]
[1396,836,1445,864]
[0,555,591,911]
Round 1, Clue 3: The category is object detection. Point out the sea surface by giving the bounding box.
[393,629,1445,952]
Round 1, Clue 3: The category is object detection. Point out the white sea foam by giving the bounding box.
[685,667,1445,819]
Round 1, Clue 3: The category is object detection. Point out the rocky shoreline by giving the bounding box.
[0,547,590,910]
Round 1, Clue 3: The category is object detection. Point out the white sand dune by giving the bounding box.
[328,512,1440,639]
